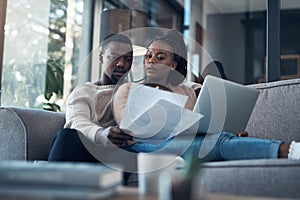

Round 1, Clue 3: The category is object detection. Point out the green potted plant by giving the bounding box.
[43,56,64,112]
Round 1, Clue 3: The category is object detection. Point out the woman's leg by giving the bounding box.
[48,128,98,162]
[184,132,283,161]
[130,132,283,161]
[217,132,282,160]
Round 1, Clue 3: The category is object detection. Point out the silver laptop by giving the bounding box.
[193,75,259,134]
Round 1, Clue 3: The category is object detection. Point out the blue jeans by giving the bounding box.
[130,132,282,162]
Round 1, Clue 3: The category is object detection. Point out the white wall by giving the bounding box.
[205,13,246,83]
[188,0,247,83]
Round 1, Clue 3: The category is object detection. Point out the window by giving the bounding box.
[190,0,300,84]
[1,0,300,111]
[1,0,83,111]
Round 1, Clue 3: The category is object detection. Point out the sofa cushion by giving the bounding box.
[196,159,300,199]
[246,78,300,142]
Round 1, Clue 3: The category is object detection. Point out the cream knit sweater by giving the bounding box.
[64,82,117,143]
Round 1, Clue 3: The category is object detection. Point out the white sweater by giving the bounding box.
[64,82,116,143]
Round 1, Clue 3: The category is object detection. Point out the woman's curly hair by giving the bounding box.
[147,30,188,85]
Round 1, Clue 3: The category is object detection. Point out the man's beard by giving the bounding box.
[110,74,119,84]
[111,67,127,84]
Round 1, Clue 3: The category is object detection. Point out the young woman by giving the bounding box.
[112,30,300,161]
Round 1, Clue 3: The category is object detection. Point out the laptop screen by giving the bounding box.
[193,75,259,134]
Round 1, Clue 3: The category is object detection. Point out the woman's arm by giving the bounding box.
[112,82,132,126]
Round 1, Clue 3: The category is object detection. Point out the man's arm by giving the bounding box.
[65,83,133,147]
[64,83,102,142]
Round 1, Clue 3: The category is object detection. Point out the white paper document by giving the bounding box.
[119,83,203,144]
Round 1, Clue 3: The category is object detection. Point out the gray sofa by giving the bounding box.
[200,78,300,199]
[1,78,300,198]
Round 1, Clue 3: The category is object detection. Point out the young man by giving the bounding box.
[48,34,134,162]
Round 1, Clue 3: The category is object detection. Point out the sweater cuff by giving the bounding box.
[94,128,109,146]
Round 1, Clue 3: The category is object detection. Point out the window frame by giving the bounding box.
[0,0,7,101]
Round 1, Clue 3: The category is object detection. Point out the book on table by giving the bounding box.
[119,83,203,144]
[0,161,123,199]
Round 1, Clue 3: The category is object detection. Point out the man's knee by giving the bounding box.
[55,128,79,140]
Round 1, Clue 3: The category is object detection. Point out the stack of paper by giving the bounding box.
[120,83,203,144]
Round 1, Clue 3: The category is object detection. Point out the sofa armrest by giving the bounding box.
[198,159,300,199]
[246,78,300,142]
[0,107,65,161]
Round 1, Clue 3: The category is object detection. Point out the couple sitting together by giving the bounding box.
[48,30,300,173]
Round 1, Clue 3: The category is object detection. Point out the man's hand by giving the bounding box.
[104,126,135,147]
[107,126,134,147]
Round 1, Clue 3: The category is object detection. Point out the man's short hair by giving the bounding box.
[101,34,133,53]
